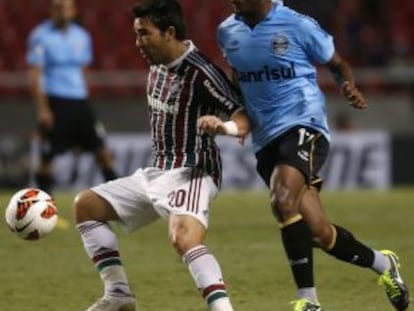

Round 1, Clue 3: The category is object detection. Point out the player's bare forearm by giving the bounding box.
[326,52,353,86]
[230,108,250,137]
[28,66,49,111]
[28,65,53,128]
[326,52,367,110]
[83,67,91,92]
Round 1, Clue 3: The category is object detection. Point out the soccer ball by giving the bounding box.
[5,188,58,240]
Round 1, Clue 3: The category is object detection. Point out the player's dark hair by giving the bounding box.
[132,0,186,40]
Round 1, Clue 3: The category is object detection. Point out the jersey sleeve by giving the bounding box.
[26,29,45,66]
[299,17,335,64]
[199,62,241,116]
[80,29,93,66]
[216,16,240,68]
[216,27,227,61]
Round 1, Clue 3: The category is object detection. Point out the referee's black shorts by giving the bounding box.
[39,96,105,160]
[255,125,330,191]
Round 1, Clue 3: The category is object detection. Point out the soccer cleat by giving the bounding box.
[378,250,410,311]
[85,295,137,311]
[290,298,322,311]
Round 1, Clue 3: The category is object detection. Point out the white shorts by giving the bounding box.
[92,167,218,232]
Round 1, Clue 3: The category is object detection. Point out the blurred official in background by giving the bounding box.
[26,0,116,192]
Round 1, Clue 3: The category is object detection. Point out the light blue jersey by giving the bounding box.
[271,0,284,5]
[27,20,92,99]
[217,4,334,152]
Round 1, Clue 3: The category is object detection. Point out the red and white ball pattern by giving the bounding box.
[5,188,58,240]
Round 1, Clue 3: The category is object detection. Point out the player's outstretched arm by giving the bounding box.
[326,52,367,110]
[197,108,250,138]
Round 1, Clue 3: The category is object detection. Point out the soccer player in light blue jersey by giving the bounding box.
[27,0,116,191]
[198,1,410,310]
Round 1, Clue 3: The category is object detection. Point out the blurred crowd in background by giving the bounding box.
[291,0,413,67]
[0,0,413,96]
[0,0,413,189]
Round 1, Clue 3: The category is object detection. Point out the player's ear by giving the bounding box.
[165,26,177,41]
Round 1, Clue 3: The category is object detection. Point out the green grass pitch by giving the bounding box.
[1,189,413,311]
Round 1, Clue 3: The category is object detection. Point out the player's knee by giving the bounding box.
[169,224,197,256]
[74,190,120,225]
[73,191,87,223]
[73,190,95,223]
[311,223,334,249]
[270,187,298,221]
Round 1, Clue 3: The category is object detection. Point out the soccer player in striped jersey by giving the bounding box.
[199,1,410,311]
[73,1,248,311]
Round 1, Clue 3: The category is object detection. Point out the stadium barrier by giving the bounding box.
[24,131,391,191]
[1,66,414,89]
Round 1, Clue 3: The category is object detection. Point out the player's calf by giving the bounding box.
[183,245,234,311]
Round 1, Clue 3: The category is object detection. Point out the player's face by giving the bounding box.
[231,0,268,15]
[51,0,77,27]
[134,18,171,65]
